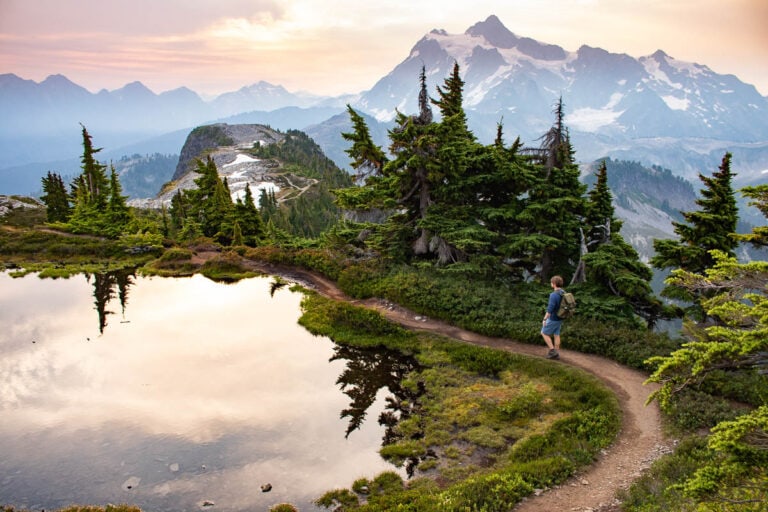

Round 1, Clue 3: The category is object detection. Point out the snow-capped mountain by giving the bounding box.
[2,14,768,196]
[350,15,768,181]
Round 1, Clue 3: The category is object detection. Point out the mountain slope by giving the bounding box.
[344,15,768,184]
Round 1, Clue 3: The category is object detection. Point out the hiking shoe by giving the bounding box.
[546,349,559,359]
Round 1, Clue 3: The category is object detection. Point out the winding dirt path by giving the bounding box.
[250,262,671,511]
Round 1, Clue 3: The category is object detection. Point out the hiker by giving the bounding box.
[541,275,564,359]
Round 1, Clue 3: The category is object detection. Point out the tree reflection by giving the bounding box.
[331,343,427,476]
[86,268,136,334]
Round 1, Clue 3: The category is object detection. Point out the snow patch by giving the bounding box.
[223,154,259,168]
[567,93,624,131]
[231,182,281,205]
[567,107,623,131]
[661,95,690,111]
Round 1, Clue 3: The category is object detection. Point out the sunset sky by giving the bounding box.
[1,0,766,98]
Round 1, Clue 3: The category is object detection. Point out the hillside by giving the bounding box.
[130,123,353,238]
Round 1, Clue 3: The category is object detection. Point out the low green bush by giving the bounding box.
[440,471,534,512]
[200,251,256,282]
[661,388,740,432]
[619,436,708,511]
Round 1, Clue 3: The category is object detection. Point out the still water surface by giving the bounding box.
[0,271,405,511]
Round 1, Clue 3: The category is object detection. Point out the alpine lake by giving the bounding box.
[0,270,414,511]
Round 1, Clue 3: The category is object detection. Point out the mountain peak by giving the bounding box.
[465,15,566,61]
[466,15,518,48]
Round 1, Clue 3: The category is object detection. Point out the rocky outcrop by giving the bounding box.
[130,124,310,209]
[0,195,43,217]
[172,124,283,180]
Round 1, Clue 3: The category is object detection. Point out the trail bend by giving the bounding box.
[253,263,671,512]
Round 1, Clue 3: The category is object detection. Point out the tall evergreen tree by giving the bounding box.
[187,156,234,240]
[652,152,739,278]
[341,104,387,183]
[580,161,673,326]
[40,171,72,223]
[513,98,586,282]
[385,67,442,259]
[106,165,131,233]
[432,61,469,138]
[585,161,621,246]
[77,124,109,208]
[233,184,265,246]
[67,126,131,236]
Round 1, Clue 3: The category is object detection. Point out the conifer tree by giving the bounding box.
[40,171,72,223]
[580,161,673,326]
[513,98,586,282]
[169,190,188,232]
[432,61,469,138]
[233,184,264,246]
[341,104,387,183]
[737,184,768,247]
[646,251,768,505]
[652,153,739,292]
[68,126,129,236]
[77,124,109,208]
[385,67,442,259]
[585,161,621,246]
[187,156,234,240]
[106,165,131,233]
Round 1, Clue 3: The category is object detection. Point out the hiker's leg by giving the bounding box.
[541,332,554,350]
[553,334,560,350]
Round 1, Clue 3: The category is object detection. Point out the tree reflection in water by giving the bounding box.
[86,268,136,334]
[331,343,428,476]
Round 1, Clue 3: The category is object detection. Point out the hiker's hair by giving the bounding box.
[551,275,564,287]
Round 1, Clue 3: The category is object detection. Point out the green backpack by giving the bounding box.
[557,290,576,319]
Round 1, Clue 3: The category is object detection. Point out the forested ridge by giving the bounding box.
[2,62,766,511]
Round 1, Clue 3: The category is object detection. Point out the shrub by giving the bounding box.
[662,388,740,432]
[269,505,298,512]
[200,251,255,282]
[440,471,534,512]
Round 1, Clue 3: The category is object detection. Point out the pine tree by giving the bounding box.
[737,184,768,247]
[106,165,131,234]
[585,161,621,246]
[40,171,72,223]
[432,61,469,137]
[187,156,234,240]
[78,124,109,208]
[652,152,739,279]
[385,67,441,259]
[341,104,387,183]
[169,190,188,232]
[233,184,264,246]
[513,98,586,282]
[646,252,768,505]
[68,126,122,235]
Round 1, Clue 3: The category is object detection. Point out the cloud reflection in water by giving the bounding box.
[0,272,402,511]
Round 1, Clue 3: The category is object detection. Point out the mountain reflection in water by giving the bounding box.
[0,272,413,512]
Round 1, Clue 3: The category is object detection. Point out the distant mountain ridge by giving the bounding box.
[2,14,767,196]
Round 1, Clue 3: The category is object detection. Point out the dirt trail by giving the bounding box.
[249,262,671,511]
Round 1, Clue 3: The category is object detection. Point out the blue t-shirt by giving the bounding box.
[547,290,564,321]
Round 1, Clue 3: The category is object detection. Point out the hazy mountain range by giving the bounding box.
[2,14,767,199]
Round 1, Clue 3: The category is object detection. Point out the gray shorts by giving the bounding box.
[541,318,562,336]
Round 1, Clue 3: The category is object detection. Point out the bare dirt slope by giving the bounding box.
[252,263,671,511]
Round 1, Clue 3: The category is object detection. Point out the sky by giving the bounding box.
[1,0,766,98]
